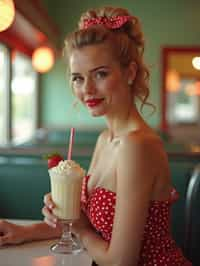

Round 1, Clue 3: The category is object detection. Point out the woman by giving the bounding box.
[0,6,191,266]
[43,6,192,266]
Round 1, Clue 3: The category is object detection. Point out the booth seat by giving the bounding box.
[184,163,200,266]
[0,159,49,220]
[167,152,200,251]
[0,155,91,220]
[169,159,196,251]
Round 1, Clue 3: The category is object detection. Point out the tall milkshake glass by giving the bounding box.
[49,159,85,254]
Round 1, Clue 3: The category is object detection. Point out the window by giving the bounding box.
[11,52,38,144]
[0,44,38,146]
[162,47,200,129]
[167,77,199,124]
[0,43,10,146]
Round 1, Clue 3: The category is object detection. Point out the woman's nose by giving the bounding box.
[84,78,96,94]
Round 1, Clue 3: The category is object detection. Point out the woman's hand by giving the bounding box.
[42,192,58,228]
[42,193,91,239]
[0,220,28,246]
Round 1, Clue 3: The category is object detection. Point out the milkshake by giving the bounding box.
[49,160,85,220]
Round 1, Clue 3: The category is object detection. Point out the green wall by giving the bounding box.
[41,0,200,129]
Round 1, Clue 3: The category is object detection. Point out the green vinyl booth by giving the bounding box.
[0,155,91,220]
[168,154,199,251]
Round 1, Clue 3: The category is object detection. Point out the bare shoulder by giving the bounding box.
[120,129,163,155]
[118,129,167,178]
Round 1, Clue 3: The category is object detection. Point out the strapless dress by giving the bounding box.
[81,175,192,266]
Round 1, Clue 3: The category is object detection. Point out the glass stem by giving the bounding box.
[61,221,73,242]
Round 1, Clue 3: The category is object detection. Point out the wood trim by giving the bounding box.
[14,0,60,49]
[168,152,200,159]
[0,0,61,57]
[0,12,39,56]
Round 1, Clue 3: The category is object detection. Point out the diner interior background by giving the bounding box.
[1,1,200,265]
[42,0,200,134]
[1,0,200,147]
[42,0,200,133]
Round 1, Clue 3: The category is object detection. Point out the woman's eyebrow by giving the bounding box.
[71,66,109,76]
[89,66,109,73]
[71,72,80,76]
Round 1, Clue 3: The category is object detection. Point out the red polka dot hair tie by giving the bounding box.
[82,15,132,30]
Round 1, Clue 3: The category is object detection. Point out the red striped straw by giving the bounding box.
[67,127,75,160]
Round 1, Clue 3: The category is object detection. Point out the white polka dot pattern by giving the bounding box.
[81,176,192,266]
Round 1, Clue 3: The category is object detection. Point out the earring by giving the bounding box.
[128,80,133,86]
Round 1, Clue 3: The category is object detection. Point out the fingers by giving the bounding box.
[0,220,9,246]
[44,217,57,228]
[42,206,57,228]
[0,233,16,246]
[0,220,8,231]
[0,221,26,246]
[0,234,9,246]
[43,193,58,228]
[43,193,55,209]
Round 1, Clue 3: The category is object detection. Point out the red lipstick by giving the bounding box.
[85,98,104,107]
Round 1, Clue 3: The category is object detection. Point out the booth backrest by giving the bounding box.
[168,153,200,251]
[0,155,91,220]
[0,159,49,220]
[184,163,200,266]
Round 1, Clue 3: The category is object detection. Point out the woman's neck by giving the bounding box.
[106,106,145,142]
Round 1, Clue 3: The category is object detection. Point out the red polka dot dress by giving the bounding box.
[81,175,192,266]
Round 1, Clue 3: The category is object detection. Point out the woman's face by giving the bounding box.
[69,42,134,117]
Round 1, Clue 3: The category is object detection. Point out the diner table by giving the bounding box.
[0,219,92,266]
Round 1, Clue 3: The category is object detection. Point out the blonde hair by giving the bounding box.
[64,6,155,113]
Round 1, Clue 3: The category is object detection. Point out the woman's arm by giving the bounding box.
[0,220,61,246]
[106,135,156,265]
[72,211,110,264]
[72,135,157,266]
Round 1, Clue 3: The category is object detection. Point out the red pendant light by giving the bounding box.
[32,46,55,73]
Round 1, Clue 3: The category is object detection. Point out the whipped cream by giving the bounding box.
[49,160,85,180]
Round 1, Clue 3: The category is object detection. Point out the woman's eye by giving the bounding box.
[71,76,83,85]
[95,71,108,79]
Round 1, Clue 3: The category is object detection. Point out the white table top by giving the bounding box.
[0,219,92,266]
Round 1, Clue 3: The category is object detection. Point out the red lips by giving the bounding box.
[85,98,104,107]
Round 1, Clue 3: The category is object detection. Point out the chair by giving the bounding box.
[184,163,200,266]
